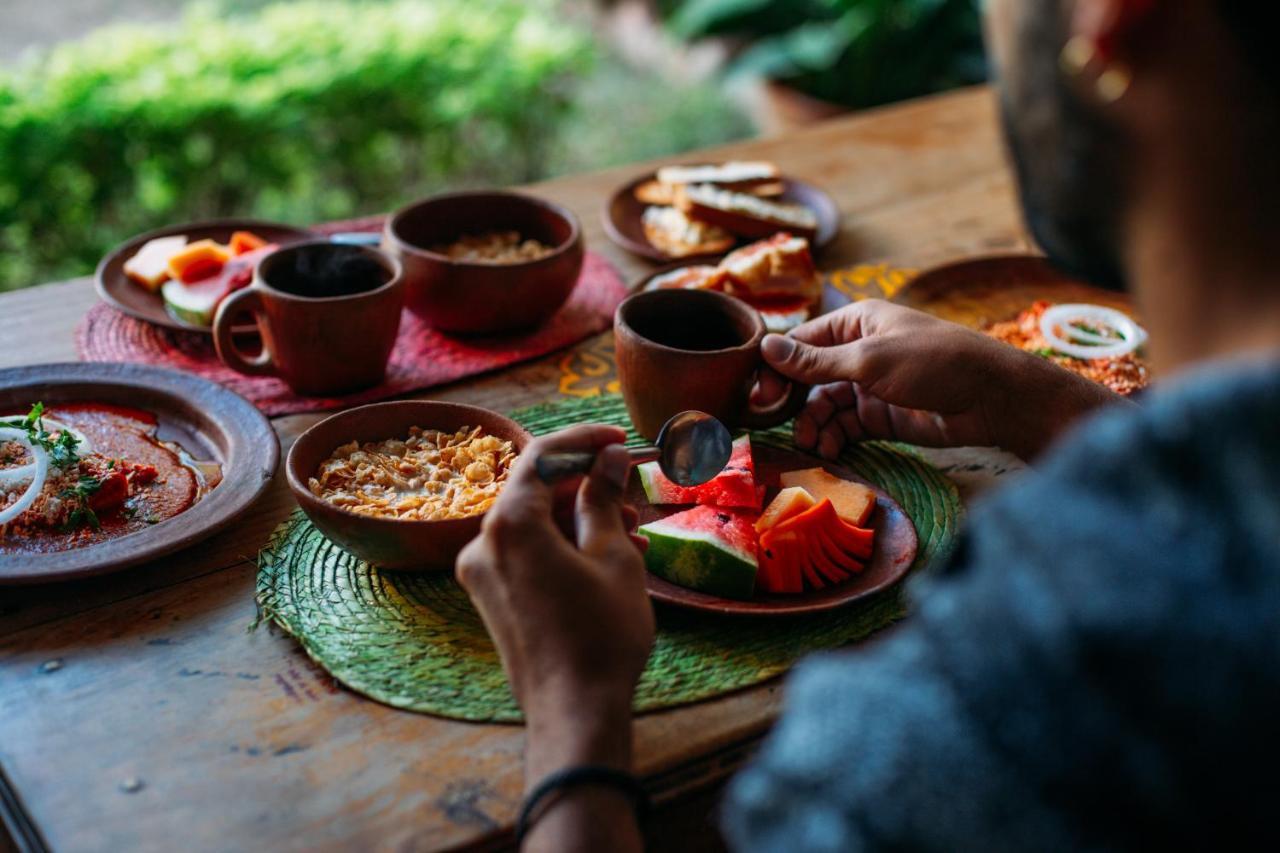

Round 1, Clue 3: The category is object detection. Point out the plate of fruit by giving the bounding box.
[632,435,919,616]
[95,219,313,334]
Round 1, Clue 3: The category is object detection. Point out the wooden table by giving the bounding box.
[0,86,1030,852]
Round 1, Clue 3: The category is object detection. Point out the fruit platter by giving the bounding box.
[630,435,919,616]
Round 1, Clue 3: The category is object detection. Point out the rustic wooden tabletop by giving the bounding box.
[0,85,1030,852]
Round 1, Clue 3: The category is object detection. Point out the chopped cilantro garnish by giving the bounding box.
[59,475,102,531]
[3,402,82,470]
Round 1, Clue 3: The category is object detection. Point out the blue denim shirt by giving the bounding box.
[723,357,1280,851]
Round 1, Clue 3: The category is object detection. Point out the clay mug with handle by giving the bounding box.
[213,240,404,396]
[614,288,809,441]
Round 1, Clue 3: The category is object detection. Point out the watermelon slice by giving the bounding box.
[639,506,759,599]
[160,243,276,327]
[638,435,760,509]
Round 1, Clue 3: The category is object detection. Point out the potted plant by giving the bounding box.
[661,0,987,129]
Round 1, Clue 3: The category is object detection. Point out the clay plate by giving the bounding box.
[632,443,918,616]
[95,218,314,335]
[0,363,279,584]
[286,401,533,570]
[603,173,840,263]
[894,254,1139,328]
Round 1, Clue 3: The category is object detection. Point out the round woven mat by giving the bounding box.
[256,395,961,722]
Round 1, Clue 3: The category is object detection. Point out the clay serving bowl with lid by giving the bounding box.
[286,400,532,570]
[381,190,584,334]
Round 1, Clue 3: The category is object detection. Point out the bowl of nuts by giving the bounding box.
[286,400,532,570]
[382,190,584,335]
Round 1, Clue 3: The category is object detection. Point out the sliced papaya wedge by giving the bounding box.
[812,527,858,585]
[828,518,875,561]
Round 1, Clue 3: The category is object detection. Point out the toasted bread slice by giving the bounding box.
[641,206,736,258]
[676,184,818,241]
[634,179,677,205]
[645,265,728,292]
[655,161,781,192]
[636,177,785,205]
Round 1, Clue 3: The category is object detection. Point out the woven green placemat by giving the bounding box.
[256,395,961,722]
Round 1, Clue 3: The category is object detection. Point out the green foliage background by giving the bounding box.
[665,0,986,109]
[0,0,752,292]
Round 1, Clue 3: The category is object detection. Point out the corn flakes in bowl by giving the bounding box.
[287,401,531,570]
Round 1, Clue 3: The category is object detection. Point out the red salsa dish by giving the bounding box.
[0,402,221,555]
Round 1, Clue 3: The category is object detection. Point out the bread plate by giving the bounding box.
[604,173,839,263]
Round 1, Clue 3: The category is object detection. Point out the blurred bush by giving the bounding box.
[664,0,986,110]
[0,0,591,291]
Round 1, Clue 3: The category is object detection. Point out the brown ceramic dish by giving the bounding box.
[894,254,1140,328]
[286,400,533,570]
[95,219,314,334]
[632,443,918,616]
[603,173,840,262]
[382,191,584,334]
[0,363,279,585]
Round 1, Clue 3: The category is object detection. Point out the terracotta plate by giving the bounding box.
[603,173,840,263]
[631,443,918,616]
[894,254,1139,328]
[0,363,279,584]
[95,218,314,335]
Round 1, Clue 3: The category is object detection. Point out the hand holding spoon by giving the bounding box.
[534,411,732,487]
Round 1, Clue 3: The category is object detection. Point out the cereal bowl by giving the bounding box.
[382,190,584,334]
[286,401,532,570]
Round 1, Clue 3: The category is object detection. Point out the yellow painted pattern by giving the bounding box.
[826,263,917,302]
[558,338,620,398]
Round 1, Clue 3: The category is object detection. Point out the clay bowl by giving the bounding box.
[286,401,532,570]
[382,191,584,334]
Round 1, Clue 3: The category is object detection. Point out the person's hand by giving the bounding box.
[753,299,1127,460]
[457,425,654,779]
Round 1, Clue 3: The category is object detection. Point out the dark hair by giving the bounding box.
[1218,5,1280,93]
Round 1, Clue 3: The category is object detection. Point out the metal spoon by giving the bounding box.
[534,411,733,486]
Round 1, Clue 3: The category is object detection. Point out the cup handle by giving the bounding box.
[212,288,277,377]
[740,374,810,430]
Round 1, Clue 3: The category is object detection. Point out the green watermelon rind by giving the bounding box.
[639,509,758,600]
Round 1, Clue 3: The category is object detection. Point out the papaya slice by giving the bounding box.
[167,239,230,284]
[758,526,805,594]
[812,527,858,585]
[229,230,268,256]
[828,518,875,561]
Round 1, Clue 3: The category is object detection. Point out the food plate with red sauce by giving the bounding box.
[0,363,278,584]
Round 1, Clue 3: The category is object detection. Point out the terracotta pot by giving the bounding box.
[753,79,850,135]
[286,401,532,570]
[382,191,584,335]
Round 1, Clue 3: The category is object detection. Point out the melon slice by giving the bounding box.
[779,467,877,527]
[162,276,230,327]
[124,235,188,291]
[639,506,758,599]
[638,435,759,509]
[755,486,816,533]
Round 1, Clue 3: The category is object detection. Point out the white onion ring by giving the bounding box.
[0,428,49,525]
[1039,303,1147,360]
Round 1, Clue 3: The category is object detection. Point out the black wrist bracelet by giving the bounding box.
[515,764,650,847]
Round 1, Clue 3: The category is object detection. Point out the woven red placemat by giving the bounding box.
[76,217,627,415]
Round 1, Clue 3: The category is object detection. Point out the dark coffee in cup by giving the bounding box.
[265,244,389,299]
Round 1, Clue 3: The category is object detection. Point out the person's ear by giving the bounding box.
[1060,0,1159,104]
